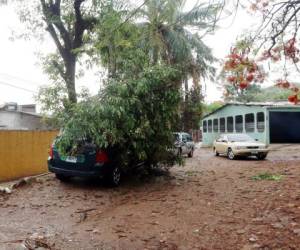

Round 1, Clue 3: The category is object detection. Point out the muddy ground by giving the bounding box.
[0,144,300,250]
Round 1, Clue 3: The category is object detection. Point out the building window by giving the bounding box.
[203,120,207,133]
[257,112,265,132]
[220,118,225,132]
[213,119,218,132]
[245,113,255,132]
[227,117,233,132]
[208,120,212,132]
[235,115,243,132]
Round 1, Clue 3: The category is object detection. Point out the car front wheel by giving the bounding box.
[188,148,194,158]
[257,153,267,160]
[227,148,235,160]
[213,147,219,156]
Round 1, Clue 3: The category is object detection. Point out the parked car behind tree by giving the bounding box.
[174,132,195,157]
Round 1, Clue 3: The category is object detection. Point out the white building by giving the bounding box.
[0,102,50,130]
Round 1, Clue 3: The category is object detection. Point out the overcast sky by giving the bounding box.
[0,1,257,106]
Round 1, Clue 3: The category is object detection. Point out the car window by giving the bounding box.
[217,135,223,142]
[174,133,179,141]
[187,134,192,142]
[227,134,254,142]
[182,134,187,141]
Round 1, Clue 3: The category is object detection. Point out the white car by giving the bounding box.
[213,133,269,160]
[174,132,195,157]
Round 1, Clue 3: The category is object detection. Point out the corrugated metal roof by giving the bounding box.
[0,109,42,117]
[202,101,300,119]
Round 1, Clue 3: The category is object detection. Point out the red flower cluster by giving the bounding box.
[224,47,264,90]
[250,0,269,12]
[288,95,299,104]
[275,79,290,89]
[260,38,300,63]
[284,38,300,63]
[276,79,299,104]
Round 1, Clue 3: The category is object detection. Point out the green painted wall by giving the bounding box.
[201,104,300,147]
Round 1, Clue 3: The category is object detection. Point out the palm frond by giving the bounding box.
[176,3,220,28]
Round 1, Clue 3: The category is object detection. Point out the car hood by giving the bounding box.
[229,141,266,147]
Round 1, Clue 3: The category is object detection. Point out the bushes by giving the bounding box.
[56,65,181,169]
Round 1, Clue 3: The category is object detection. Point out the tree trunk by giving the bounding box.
[183,78,189,131]
[108,43,117,78]
[65,55,77,104]
[152,45,159,65]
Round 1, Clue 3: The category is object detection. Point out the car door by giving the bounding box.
[218,135,228,154]
[181,133,189,154]
[215,136,223,152]
[186,134,193,151]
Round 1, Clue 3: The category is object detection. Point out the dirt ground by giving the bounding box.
[1,144,300,250]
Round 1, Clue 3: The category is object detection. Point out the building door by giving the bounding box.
[269,111,300,143]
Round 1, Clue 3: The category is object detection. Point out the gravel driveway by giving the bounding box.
[0,145,300,249]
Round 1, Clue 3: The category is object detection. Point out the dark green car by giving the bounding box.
[48,142,122,186]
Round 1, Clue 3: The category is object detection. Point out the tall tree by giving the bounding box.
[139,0,218,82]
[39,0,97,104]
[223,1,300,104]
[138,0,219,130]
[90,1,149,80]
[16,0,98,104]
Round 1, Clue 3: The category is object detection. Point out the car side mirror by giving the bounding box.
[222,140,227,143]
[255,139,258,141]
[182,139,187,143]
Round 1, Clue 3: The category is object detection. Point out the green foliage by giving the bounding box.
[223,83,298,103]
[251,172,283,181]
[15,0,222,172]
[252,85,297,102]
[224,83,262,102]
[91,2,150,79]
[139,0,218,83]
[202,101,223,116]
[56,65,181,168]
[135,0,219,131]
[179,86,204,130]
[36,83,90,127]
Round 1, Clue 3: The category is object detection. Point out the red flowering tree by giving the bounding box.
[221,40,265,101]
[223,0,300,104]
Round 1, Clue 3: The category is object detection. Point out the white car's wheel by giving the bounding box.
[227,148,235,160]
[257,153,267,160]
[213,147,219,156]
[188,148,194,158]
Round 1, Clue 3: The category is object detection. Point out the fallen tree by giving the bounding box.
[55,65,181,170]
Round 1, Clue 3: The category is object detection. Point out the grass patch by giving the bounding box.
[185,170,198,176]
[251,172,283,181]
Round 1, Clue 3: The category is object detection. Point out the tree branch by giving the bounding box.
[73,0,85,49]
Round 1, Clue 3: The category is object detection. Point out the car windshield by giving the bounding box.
[227,134,254,142]
[174,133,179,141]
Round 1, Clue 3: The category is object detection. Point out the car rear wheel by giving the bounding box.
[106,166,121,187]
[257,153,267,160]
[227,148,235,160]
[213,147,219,156]
[55,173,70,182]
[188,148,194,158]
